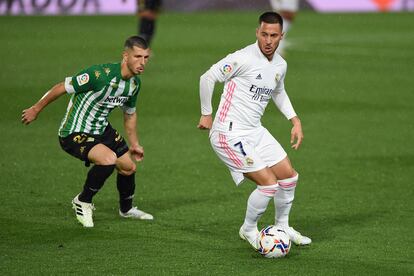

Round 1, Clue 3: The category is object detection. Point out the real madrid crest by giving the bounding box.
[246,157,254,166]
[275,73,281,82]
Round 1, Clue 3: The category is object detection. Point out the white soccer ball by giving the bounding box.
[258,225,291,258]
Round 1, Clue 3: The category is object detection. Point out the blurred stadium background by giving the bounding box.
[1,0,413,275]
[2,0,414,14]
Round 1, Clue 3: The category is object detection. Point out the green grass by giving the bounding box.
[1,11,414,275]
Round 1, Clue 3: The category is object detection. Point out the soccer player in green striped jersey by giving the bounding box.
[22,36,153,227]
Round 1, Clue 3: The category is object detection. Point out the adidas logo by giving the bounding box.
[256,74,262,80]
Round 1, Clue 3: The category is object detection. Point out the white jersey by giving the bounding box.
[200,42,297,133]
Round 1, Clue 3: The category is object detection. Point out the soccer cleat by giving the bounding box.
[119,207,153,220]
[276,226,312,245]
[72,195,95,228]
[239,226,259,250]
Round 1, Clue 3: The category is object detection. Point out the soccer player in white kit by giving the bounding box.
[197,12,311,249]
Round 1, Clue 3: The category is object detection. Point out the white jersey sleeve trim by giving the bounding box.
[64,77,76,94]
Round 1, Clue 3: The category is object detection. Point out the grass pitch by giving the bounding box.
[0,11,413,275]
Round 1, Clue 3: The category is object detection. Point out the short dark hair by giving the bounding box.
[258,11,283,28]
[124,36,148,50]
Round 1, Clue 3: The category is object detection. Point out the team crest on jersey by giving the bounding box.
[246,157,254,166]
[111,82,118,89]
[275,73,281,82]
[76,73,89,86]
[222,64,233,74]
[94,70,101,79]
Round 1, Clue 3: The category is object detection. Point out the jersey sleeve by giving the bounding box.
[121,77,141,114]
[274,62,287,93]
[271,64,297,120]
[199,52,245,115]
[207,52,245,83]
[64,65,106,94]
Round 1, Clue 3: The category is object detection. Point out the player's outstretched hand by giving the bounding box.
[21,106,39,125]
[197,115,212,130]
[290,120,303,150]
[130,144,144,162]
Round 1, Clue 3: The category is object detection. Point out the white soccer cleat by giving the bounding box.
[72,195,95,228]
[239,226,259,250]
[277,225,312,245]
[119,207,153,220]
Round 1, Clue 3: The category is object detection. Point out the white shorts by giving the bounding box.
[270,0,299,12]
[209,126,287,186]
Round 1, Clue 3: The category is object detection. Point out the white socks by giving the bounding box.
[242,173,299,232]
[274,173,299,227]
[242,184,278,232]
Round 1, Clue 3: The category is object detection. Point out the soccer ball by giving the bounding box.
[258,225,291,258]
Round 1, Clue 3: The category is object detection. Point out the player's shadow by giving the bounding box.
[297,209,382,243]
[141,189,240,214]
[128,191,246,236]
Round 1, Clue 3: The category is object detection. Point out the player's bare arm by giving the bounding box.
[197,114,213,130]
[123,112,144,161]
[21,82,66,125]
[290,116,303,150]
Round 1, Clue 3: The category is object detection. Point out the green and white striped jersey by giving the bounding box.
[59,62,141,137]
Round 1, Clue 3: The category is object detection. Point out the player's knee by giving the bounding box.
[280,11,295,21]
[125,164,136,175]
[245,168,277,185]
[117,162,136,176]
[277,166,297,180]
[288,169,298,179]
[278,172,299,190]
[262,170,278,185]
